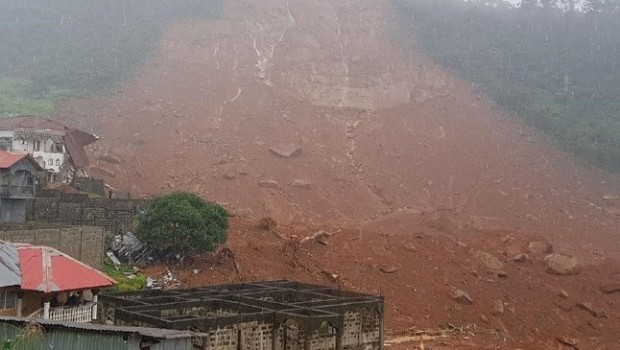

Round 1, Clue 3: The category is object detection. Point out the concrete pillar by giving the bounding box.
[43,302,50,319]
[92,289,100,321]
[335,328,343,350]
[272,324,279,350]
[16,291,24,317]
[16,298,23,317]
[379,312,384,350]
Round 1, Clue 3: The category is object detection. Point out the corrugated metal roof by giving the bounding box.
[0,316,201,339]
[19,246,116,293]
[0,244,21,288]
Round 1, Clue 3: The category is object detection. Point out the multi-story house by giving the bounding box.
[0,116,99,183]
[0,151,42,223]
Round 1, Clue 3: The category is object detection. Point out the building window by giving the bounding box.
[48,158,53,166]
[55,159,60,166]
[34,141,41,152]
[53,143,64,153]
[0,289,17,310]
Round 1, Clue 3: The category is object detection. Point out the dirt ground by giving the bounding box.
[56,0,620,348]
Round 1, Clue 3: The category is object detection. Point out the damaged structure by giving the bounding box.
[100,280,384,350]
[0,115,99,183]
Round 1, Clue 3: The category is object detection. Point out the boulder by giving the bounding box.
[269,144,302,158]
[528,241,553,255]
[474,251,504,271]
[512,254,530,263]
[451,290,473,305]
[545,254,580,276]
[258,180,280,189]
[291,179,312,189]
[600,281,620,294]
[491,300,504,316]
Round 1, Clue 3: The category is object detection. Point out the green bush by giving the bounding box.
[135,192,228,259]
[102,263,147,292]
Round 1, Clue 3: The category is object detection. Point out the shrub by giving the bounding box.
[135,192,228,259]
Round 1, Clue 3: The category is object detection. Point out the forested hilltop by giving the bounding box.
[393,0,620,172]
[0,0,219,115]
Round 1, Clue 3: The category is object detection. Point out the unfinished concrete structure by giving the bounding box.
[100,280,384,350]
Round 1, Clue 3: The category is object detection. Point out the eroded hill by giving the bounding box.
[57,0,620,348]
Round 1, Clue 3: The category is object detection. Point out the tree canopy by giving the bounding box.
[393,0,620,172]
[135,192,228,259]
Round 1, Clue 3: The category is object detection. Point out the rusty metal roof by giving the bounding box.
[0,244,22,288]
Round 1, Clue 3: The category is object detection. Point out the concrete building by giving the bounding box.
[0,151,42,223]
[0,115,99,183]
[100,280,385,350]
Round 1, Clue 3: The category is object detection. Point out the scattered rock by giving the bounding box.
[403,243,417,252]
[491,300,504,316]
[269,144,302,158]
[223,173,236,180]
[512,254,530,263]
[451,290,473,305]
[90,166,116,178]
[599,281,620,294]
[480,314,489,323]
[380,265,401,274]
[576,302,606,318]
[497,271,508,278]
[291,179,312,189]
[545,254,581,276]
[474,251,504,271]
[556,336,579,348]
[97,155,123,164]
[528,241,553,255]
[559,289,569,298]
[603,194,619,200]
[258,180,280,189]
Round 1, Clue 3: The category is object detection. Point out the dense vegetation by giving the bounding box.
[0,0,219,115]
[135,192,228,260]
[393,0,620,172]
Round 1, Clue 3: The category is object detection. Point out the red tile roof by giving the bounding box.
[18,246,116,293]
[0,151,44,171]
[0,151,28,169]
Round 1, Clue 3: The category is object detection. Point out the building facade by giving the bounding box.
[0,151,42,223]
[0,116,99,183]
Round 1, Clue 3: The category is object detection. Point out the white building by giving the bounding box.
[0,116,99,183]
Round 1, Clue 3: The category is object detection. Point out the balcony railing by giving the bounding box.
[0,185,34,198]
[29,303,95,323]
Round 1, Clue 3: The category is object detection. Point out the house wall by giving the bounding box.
[0,226,105,268]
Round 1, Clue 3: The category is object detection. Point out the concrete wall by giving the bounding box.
[0,225,105,268]
[0,199,26,223]
[25,195,149,233]
[72,177,105,197]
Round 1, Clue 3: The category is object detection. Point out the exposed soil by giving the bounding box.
[56,0,620,348]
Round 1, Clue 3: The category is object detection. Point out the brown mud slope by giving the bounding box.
[57,0,620,347]
[144,217,620,349]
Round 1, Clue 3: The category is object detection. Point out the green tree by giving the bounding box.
[135,192,228,259]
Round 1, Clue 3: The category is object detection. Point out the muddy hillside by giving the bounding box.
[58,1,620,348]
